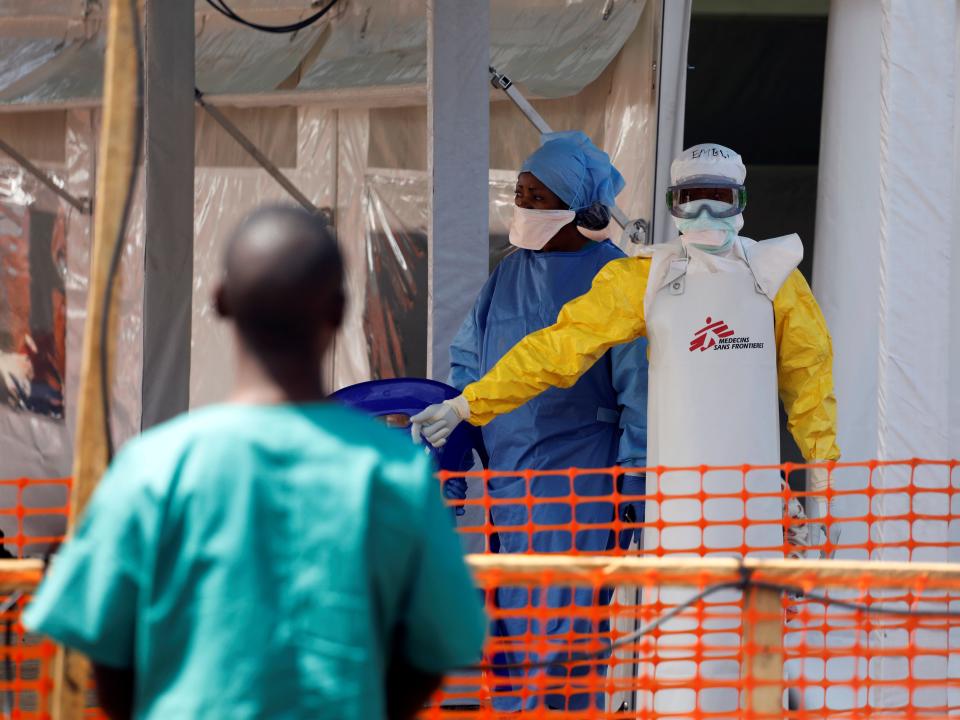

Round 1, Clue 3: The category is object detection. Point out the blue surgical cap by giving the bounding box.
[520,130,625,211]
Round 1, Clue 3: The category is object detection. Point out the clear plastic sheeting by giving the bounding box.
[0,174,66,420]
[194,21,326,96]
[0,1,644,106]
[488,173,516,271]
[0,111,89,549]
[190,106,337,406]
[488,65,612,171]
[297,1,427,92]
[0,166,70,480]
[0,132,71,479]
[344,171,517,385]
[113,170,146,447]
[362,172,428,379]
[62,110,92,448]
[347,169,580,384]
[194,106,298,168]
[0,18,324,105]
[489,0,646,98]
[300,0,644,98]
[332,108,372,389]
[0,35,104,106]
[0,37,67,94]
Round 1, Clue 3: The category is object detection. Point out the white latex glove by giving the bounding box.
[809,465,830,508]
[0,352,32,398]
[410,395,470,448]
[782,479,810,559]
[808,463,839,553]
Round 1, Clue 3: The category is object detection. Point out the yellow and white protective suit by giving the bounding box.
[459,230,838,715]
[462,248,839,463]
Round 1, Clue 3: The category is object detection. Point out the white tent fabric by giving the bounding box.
[813,0,959,711]
[650,0,690,247]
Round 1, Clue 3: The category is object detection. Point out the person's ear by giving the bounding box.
[213,283,230,319]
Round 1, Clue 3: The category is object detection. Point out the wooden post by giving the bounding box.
[51,0,140,717]
[0,559,44,593]
[743,585,784,718]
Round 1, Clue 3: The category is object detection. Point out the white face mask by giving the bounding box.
[509,207,575,251]
[672,199,743,254]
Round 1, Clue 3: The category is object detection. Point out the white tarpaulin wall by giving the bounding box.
[812,0,960,711]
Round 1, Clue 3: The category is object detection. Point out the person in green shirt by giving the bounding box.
[24,206,486,720]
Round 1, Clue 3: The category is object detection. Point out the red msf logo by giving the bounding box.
[690,316,735,352]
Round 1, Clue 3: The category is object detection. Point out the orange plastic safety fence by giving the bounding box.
[422,560,960,719]
[428,459,960,718]
[0,594,56,719]
[441,459,960,560]
[2,460,959,718]
[0,479,71,559]
[0,591,102,719]
[0,479,70,719]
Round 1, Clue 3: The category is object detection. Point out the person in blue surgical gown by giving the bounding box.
[447,131,648,712]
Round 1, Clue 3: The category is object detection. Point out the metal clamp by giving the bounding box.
[619,217,649,246]
[489,66,512,91]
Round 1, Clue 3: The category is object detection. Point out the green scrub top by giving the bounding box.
[24,403,486,719]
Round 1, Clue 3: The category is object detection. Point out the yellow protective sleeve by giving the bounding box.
[773,270,841,461]
[463,256,651,426]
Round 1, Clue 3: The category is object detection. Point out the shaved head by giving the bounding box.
[217,205,344,356]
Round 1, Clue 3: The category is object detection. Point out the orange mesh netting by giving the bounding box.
[3,459,959,718]
[0,593,56,720]
[0,478,71,559]
[442,459,960,560]
[424,459,960,718]
[424,555,960,719]
[0,478,71,718]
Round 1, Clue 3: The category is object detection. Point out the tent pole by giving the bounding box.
[140,0,194,429]
[426,0,490,381]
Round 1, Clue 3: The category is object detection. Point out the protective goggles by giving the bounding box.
[666,180,747,219]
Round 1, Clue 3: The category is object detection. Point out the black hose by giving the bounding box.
[204,0,338,34]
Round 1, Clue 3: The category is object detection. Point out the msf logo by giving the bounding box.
[690,317,734,352]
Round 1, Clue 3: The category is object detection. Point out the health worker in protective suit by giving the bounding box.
[435,131,648,713]
[413,143,839,715]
